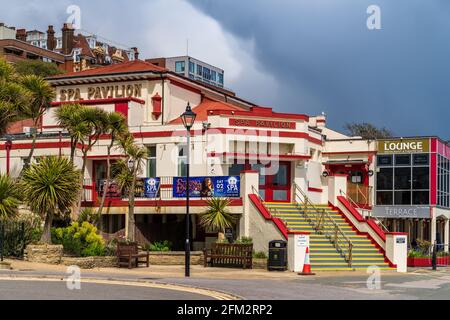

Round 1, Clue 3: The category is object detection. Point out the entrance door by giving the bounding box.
[253,161,291,203]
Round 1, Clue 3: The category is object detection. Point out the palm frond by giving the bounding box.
[199,198,236,232]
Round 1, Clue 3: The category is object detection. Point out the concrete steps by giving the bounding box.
[265,202,395,272]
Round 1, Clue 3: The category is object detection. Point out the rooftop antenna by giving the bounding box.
[186,38,189,56]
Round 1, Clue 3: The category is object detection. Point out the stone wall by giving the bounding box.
[149,251,204,265]
[61,256,118,269]
[25,244,63,264]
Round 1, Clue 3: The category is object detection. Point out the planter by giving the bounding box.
[407,256,450,267]
[25,244,63,265]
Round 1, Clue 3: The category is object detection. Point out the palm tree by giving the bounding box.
[97,112,128,217]
[199,198,237,241]
[114,133,147,241]
[20,156,81,243]
[0,174,21,220]
[0,58,31,136]
[20,75,55,167]
[54,103,86,162]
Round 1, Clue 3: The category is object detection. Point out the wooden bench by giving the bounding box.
[203,243,253,269]
[116,242,149,269]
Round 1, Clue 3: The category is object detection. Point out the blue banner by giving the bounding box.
[173,176,240,198]
[144,177,160,198]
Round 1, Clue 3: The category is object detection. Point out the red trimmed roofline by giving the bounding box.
[208,108,309,121]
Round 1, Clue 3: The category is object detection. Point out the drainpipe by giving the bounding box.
[5,138,12,175]
[160,74,165,125]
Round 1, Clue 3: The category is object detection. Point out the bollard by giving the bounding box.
[432,241,437,271]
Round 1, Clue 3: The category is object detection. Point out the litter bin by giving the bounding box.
[268,240,287,271]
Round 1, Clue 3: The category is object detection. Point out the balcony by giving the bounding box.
[81,176,243,209]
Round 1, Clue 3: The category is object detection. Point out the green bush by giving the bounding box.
[77,208,100,226]
[144,240,171,252]
[253,251,267,259]
[51,221,105,257]
[235,236,253,244]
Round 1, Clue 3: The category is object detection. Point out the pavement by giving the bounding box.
[1,259,450,300]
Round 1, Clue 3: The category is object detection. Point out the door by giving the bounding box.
[253,161,291,202]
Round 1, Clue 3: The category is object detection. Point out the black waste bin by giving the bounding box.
[268,240,287,271]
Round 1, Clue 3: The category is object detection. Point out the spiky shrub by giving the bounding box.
[20,156,81,243]
[52,221,105,257]
[0,174,21,220]
[199,198,237,240]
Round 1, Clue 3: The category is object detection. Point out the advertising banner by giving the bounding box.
[173,176,240,198]
[98,179,121,199]
[144,178,160,198]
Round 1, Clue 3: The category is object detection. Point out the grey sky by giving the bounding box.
[1,0,449,138]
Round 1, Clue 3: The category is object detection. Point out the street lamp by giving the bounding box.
[180,102,196,277]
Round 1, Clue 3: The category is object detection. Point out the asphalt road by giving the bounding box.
[1,268,450,300]
[0,279,214,300]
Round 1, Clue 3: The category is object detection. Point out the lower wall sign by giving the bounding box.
[173,176,240,198]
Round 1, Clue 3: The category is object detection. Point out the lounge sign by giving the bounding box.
[59,83,143,102]
[378,138,430,154]
[229,118,296,129]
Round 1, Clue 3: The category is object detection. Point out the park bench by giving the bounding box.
[116,242,149,269]
[203,243,253,269]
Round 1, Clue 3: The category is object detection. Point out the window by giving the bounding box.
[211,70,217,82]
[147,145,157,178]
[178,145,187,177]
[189,61,195,74]
[197,65,202,76]
[218,73,224,85]
[229,164,245,176]
[203,67,210,80]
[175,61,185,73]
[395,154,411,166]
[437,154,450,208]
[350,171,363,184]
[376,152,430,206]
[377,155,393,166]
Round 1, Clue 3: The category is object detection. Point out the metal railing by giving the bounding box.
[250,185,288,231]
[340,188,389,233]
[293,183,353,267]
[347,182,372,207]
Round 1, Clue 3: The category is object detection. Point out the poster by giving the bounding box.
[98,179,121,199]
[173,176,240,198]
[144,177,160,198]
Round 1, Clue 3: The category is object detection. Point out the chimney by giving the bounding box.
[61,23,74,55]
[132,47,139,60]
[47,25,56,51]
[16,29,27,41]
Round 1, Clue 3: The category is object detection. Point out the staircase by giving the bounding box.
[265,202,395,271]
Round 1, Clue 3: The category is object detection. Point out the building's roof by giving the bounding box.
[169,98,247,125]
[47,59,167,79]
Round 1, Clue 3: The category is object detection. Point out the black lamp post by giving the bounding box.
[180,102,196,277]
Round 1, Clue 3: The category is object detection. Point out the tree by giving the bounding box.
[344,122,393,139]
[97,112,128,217]
[199,198,236,241]
[20,156,81,243]
[14,60,64,77]
[113,134,147,241]
[0,58,31,136]
[20,75,55,167]
[0,174,21,220]
[55,104,86,162]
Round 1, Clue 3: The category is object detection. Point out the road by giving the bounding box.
[0,279,215,300]
[1,266,450,300]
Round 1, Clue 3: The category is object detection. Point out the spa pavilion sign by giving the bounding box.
[58,83,143,102]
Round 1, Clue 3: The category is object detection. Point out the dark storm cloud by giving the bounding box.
[189,0,450,138]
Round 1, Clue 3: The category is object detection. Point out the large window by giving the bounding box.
[177,145,187,177]
[438,154,450,208]
[376,153,430,206]
[147,145,157,178]
[175,61,185,73]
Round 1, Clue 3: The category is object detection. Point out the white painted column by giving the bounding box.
[327,174,348,206]
[431,208,437,244]
[385,233,408,272]
[239,170,259,238]
[444,219,450,252]
[287,233,309,272]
